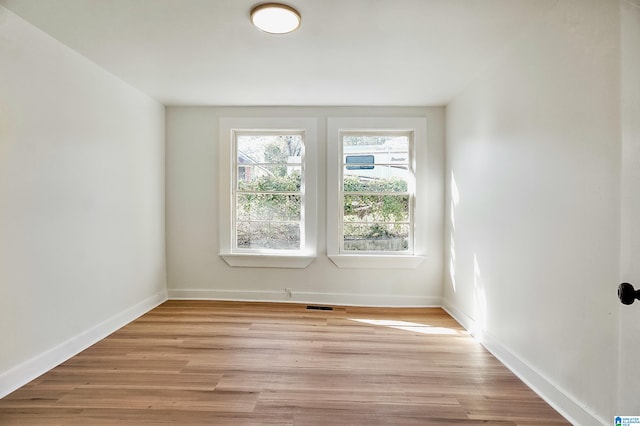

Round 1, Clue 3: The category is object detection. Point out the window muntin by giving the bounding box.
[340,132,414,254]
[233,132,305,252]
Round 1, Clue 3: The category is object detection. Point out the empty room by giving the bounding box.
[1,0,639,424]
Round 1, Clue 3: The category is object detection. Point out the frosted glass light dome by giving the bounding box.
[251,3,301,34]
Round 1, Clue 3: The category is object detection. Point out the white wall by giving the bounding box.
[166,106,444,306]
[619,0,640,414]
[0,6,166,396]
[444,0,620,424]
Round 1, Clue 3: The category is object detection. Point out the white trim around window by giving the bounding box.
[219,117,317,268]
[327,117,427,269]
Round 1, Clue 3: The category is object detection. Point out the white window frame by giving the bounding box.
[327,117,427,269]
[219,118,317,268]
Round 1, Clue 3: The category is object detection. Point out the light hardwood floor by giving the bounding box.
[0,300,569,425]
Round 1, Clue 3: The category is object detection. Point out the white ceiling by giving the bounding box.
[0,0,557,106]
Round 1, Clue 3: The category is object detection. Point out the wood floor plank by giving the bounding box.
[0,301,569,425]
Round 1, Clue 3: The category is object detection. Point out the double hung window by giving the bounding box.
[340,132,413,253]
[219,116,424,269]
[327,117,427,268]
[219,118,317,268]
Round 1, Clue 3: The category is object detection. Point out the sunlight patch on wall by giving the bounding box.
[472,253,488,341]
[449,171,460,292]
[449,234,457,292]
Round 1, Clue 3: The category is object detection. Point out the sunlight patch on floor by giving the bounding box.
[348,318,459,335]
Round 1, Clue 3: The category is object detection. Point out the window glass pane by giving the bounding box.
[343,194,410,223]
[343,223,409,252]
[237,135,302,164]
[237,194,301,222]
[343,171,409,192]
[237,166,301,191]
[237,222,300,250]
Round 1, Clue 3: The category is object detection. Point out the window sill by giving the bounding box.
[219,253,316,269]
[328,254,426,269]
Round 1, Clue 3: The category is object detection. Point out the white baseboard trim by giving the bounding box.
[440,301,475,332]
[441,300,606,426]
[0,291,167,399]
[167,289,441,308]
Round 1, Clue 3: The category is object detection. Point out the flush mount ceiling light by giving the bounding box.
[251,3,301,34]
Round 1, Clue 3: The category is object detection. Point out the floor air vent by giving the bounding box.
[306,305,333,311]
